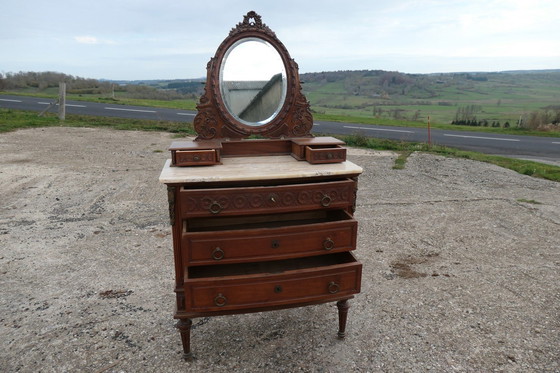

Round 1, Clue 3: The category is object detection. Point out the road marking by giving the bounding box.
[443,134,520,142]
[177,113,195,116]
[0,98,22,103]
[37,102,86,107]
[344,125,414,133]
[104,107,157,113]
[552,142,560,144]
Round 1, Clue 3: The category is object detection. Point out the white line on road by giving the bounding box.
[443,134,520,142]
[37,102,86,107]
[552,142,560,144]
[104,107,157,113]
[176,113,195,116]
[343,125,414,133]
[0,98,22,103]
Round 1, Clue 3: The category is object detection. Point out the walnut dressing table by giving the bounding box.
[158,12,363,360]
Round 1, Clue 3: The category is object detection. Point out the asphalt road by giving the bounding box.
[2,94,559,165]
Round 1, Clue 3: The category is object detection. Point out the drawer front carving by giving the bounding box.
[185,256,362,312]
[180,179,356,218]
[183,216,357,265]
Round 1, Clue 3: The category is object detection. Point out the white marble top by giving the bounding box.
[159,156,362,184]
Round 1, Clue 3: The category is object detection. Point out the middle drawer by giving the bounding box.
[183,209,357,266]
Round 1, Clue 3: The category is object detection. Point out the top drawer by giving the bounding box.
[179,179,356,218]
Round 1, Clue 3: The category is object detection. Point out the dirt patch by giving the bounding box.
[1,127,559,372]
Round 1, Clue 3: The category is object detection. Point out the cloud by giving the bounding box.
[74,36,98,44]
[74,35,116,45]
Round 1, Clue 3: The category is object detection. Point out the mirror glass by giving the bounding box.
[219,38,287,127]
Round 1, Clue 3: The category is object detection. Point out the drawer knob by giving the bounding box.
[323,237,335,250]
[321,194,332,207]
[212,247,225,260]
[328,282,340,294]
[193,156,200,161]
[208,201,223,214]
[214,293,227,307]
[274,285,283,293]
[327,153,333,159]
[271,240,280,249]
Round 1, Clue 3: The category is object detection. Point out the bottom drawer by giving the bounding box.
[184,252,361,312]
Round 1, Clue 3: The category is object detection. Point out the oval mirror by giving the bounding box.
[219,38,287,127]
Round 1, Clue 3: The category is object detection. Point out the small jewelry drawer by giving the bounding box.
[183,210,357,265]
[174,149,218,166]
[183,252,362,312]
[169,139,222,166]
[291,137,347,164]
[305,145,347,164]
[179,179,356,218]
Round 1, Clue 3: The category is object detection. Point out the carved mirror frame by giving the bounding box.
[193,11,313,140]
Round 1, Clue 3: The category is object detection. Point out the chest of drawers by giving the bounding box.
[159,155,363,359]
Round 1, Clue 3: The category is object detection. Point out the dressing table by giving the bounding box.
[159,11,363,360]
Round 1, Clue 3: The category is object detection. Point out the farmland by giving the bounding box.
[301,69,560,128]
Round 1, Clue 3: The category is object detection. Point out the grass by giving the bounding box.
[1,108,558,182]
[0,90,199,110]
[342,132,560,182]
[313,112,560,137]
[516,199,542,204]
[392,151,413,170]
[0,108,195,135]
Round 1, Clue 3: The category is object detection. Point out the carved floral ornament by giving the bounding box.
[193,11,313,140]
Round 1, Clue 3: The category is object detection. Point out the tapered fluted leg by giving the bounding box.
[336,299,350,339]
[176,318,193,361]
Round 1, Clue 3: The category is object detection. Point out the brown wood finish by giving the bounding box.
[179,179,356,218]
[193,11,313,140]
[183,210,357,266]
[167,173,362,358]
[159,11,363,360]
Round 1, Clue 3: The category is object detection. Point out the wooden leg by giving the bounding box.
[336,299,350,339]
[176,318,193,361]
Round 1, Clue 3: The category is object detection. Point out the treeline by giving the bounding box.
[451,119,512,128]
[0,71,112,93]
[451,104,560,129]
[521,108,560,129]
[0,71,200,100]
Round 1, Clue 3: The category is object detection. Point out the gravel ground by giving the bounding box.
[1,127,559,373]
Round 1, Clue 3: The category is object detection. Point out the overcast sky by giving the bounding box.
[1,0,559,80]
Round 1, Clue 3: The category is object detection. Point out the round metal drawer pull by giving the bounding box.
[321,194,332,207]
[327,153,333,159]
[208,201,223,214]
[193,156,200,161]
[274,285,283,293]
[328,282,340,294]
[271,240,280,249]
[214,293,227,307]
[212,247,224,260]
[323,237,335,250]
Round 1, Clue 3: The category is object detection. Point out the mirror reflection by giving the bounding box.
[220,38,287,126]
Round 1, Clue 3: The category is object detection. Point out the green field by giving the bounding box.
[301,70,560,129]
